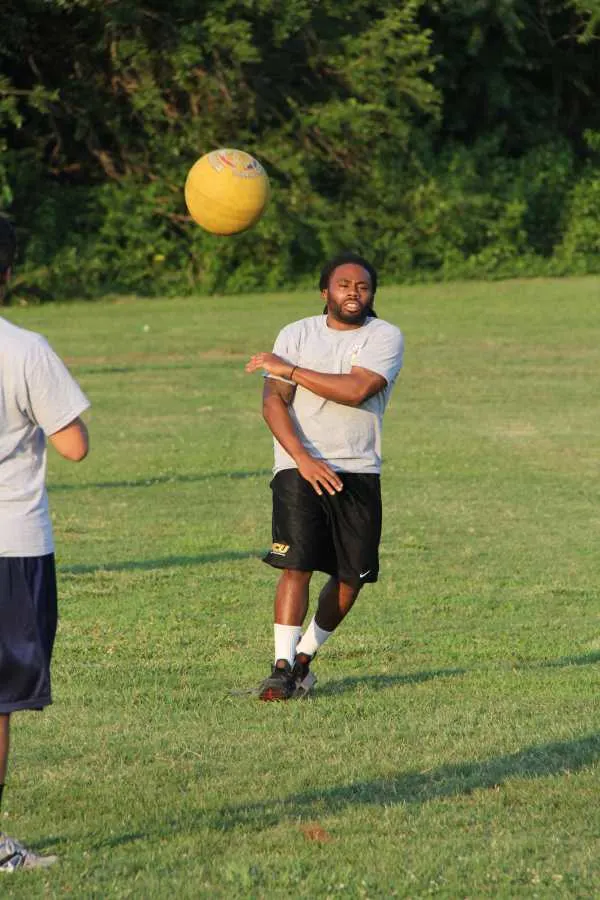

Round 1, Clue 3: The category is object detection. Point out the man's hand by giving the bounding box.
[297,453,343,496]
[246,352,293,379]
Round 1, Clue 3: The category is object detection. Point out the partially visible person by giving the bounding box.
[246,251,404,700]
[0,217,90,870]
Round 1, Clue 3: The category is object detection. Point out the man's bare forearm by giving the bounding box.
[291,368,383,406]
[246,352,385,406]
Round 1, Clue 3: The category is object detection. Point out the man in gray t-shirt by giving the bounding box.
[246,252,403,701]
[0,218,90,870]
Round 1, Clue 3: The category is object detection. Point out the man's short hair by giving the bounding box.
[0,217,17,276]
[319,252,378,296]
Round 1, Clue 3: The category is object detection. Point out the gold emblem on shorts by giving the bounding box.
[271,542,290,556]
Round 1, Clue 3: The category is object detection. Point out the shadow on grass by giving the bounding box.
[211,732,600,831]
[318,668,466,696]
[59,549,263,575]
[49,469,271,492]
[537,650,600,669]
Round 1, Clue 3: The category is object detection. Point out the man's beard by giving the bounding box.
[326,296,372,325]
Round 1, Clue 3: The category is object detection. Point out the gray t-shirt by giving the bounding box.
[0,316,90,556]
[269,315,404,474]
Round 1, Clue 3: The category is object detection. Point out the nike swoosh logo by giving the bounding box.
[359,570,371,579]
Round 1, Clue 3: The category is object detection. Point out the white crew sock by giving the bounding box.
[296,617,333,658]
[274,624,302,666]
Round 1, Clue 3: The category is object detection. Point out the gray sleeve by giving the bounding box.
[272,325,300,364]
[265,324,300,383]
[353,325,404,385]
[25,337,90,436]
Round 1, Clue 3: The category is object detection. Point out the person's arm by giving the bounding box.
[24,337,91,460]
[247,353,386,407]
[48,416,89,462]
[262,378,343,496]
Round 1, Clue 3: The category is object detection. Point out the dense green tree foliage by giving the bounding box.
[1,0,599,298]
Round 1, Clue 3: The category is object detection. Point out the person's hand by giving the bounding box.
[297,453,343,496]
[245,352,294,379]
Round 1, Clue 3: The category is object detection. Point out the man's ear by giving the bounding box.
[320,288,327,300]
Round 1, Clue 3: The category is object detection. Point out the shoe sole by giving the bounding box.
[258,686,293,701]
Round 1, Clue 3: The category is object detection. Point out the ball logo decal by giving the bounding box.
[208,149,266,179]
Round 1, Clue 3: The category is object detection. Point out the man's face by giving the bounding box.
[322,263,374,326]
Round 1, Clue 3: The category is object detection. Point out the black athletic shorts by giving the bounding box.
[0,554,58,714]
[263,469,382,587]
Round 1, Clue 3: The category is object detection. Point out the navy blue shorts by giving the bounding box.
[263,469,382,587]
[0,554,57,714]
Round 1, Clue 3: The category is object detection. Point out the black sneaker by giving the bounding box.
[292,653,317,697]
[258,660,296,701]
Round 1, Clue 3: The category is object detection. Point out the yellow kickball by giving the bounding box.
[184,148,270,235]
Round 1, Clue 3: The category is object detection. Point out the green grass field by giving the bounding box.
[2,277,599,898]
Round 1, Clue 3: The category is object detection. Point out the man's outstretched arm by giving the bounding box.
[248,353,386,407]
[262,378,342,496]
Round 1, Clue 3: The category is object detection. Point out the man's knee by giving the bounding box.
[339,580,362,602]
